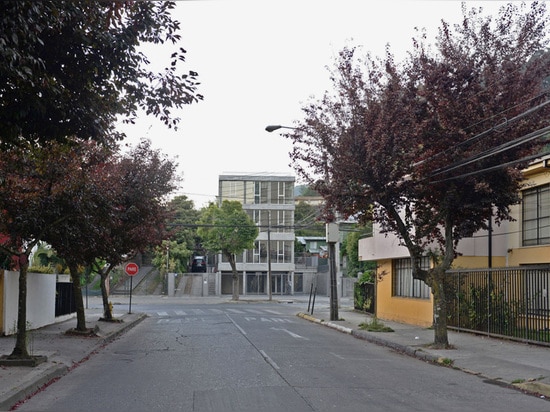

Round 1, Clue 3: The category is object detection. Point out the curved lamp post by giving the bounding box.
[265,125,297,132]
[264,124,296,300]
[265,123,339,321]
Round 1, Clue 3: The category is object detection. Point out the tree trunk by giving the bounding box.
[227,254,239,301]
[9,254,30,359]
[69,263,87,331]
[100,266,113,320]
[430,269,450,348]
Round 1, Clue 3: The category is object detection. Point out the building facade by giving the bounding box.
[217,174,296,296]
[358,157,550,327]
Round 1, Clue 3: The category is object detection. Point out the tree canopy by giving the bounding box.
[287,1,550,347]
[0,139,114,355]
[198,201,258,300]
[42,139,178,325]
[0,0,199,357]
[0,1,202,148]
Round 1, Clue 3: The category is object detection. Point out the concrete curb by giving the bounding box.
[297,312,550,399]
[101,313,148,344]
[0,363,67,411]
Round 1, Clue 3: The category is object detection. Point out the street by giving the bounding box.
[14,300,550,412]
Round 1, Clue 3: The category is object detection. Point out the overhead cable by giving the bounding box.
[429,124,550,178]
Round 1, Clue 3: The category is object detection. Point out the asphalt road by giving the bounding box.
[14,301,550,412]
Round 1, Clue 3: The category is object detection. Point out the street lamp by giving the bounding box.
[265,125,297,132]
[265,124,296,300]
[265,123,339,320]
[267,211,272,301]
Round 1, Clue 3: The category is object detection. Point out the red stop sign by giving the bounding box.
[124,262,139,276]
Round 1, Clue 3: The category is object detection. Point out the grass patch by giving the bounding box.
[438,357,454,366]
[359,317,394,332]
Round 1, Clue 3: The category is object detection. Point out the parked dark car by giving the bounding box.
[191,256,207,273]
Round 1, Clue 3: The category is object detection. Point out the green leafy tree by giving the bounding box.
[294,201,325,237]
[341,229,375,278]
[287,2,550,347]
[197,201,258,301]
[156,195,200,271]
[152,240,190,276]
[0,1,202,149]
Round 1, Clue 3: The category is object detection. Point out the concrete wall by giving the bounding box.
[358,219,509,264]
[2,270,56,335]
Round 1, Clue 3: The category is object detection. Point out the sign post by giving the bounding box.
[124,262,139,314]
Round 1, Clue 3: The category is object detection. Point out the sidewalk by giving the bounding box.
[1,295,550,410]
[298,297,550,400]
[0,300,147,411]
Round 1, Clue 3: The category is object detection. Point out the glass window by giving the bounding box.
[254,181,268,204]
[244,181,255,204]
[269,181,294,205]
[523,184,550,246]
[220,180,244,202]
[284,181,294,204]
[392,257,431,299]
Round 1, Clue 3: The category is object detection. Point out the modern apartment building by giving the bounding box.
[217,173,296,296]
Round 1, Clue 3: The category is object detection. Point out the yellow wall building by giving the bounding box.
[359,157,550,327]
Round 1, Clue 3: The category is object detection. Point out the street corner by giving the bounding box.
[94,312,148,340]
[297,312,323,324]
[297,312,353,335]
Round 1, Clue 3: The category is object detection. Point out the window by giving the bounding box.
[393,257,431,299]
[254,181,268,204]
[250,241,262,263]
[220,181,243,202]
[275,210,293,233]
[523,184,550,246]
[247,240,293,264]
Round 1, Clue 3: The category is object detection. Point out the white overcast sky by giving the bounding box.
[119,0,514,208]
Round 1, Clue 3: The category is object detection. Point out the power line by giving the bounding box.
[429,125,550,181]
[425,99,550,174]
[431,150,550,183]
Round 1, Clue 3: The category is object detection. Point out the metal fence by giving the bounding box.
[354,282,375,313]
[55,282,76,317]
[447,265,550,345]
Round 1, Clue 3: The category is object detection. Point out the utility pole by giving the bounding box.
[327,222,339,321]
[267,210,272,301]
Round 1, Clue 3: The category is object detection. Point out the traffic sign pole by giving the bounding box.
[129,276,133,314]
[124,263,139,314]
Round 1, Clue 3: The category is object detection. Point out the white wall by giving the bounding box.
[358,220,509,262]
[3,271,56,335]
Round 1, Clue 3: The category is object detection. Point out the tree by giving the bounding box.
[153,195,200,273]
[0,141,101,357]
[341,228,375,278]
[43,139,178,324]
[0,1,201,353]
[152,239,190,279]
[35,140,121,332]
[294,201,325,237]
[197,201,258,301]
[287,2,550,347]
[94,140,179,318]
[0,1,202,149]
